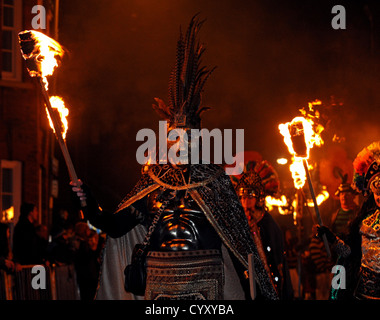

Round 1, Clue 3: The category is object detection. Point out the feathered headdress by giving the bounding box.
[352,141,380,195]
[231,152,280,198]
[152,15,216,130]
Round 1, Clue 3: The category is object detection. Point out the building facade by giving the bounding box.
[0,0,60,228]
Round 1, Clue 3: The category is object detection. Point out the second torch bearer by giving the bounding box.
[282,117,331,257]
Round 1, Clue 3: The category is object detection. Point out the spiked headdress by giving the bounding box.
[352,141,380,196]
[230,152,280,199]
[152,15,216,130]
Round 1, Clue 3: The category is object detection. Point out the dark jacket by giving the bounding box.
[13,218,46,265]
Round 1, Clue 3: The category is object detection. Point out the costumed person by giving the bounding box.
[71,16,278,300]
[317,141,380,300]
[230,152,293,299]
[330,174,359,239]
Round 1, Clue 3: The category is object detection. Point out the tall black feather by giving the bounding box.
[153,15,215,129]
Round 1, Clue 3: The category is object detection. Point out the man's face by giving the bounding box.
[29,206,39,224]
[339,191,355,210]
[240,195,257,215]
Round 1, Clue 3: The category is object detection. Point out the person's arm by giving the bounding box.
[316,225,351,258]
[71,181,143,238]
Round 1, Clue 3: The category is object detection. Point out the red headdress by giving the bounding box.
[352,141,380,196]
[230,151,280,199]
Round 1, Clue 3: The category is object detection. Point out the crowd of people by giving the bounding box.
[2,16,380,301]
[282,176,360,300]
[0,151,377,301]
[0,204,104,300]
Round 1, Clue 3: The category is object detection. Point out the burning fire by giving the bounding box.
[289,158,307,190]
[46,96,69,140]
[276,100,330,216]
[18,31,69,139]
[278,101,324,189]
[306,188,329,207]
[265,195,293,215]
[266,189,329,214]
[18,30,64,91]
[279,116,323,162]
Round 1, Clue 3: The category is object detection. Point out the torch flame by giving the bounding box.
[278,105,324,189]
[18,30,64,90]
[307,188,329,207]
[279,116,322,160]
[265,195,291,215]
[46,96,69,140]
[289,158,307,189]
[266,189,329,214]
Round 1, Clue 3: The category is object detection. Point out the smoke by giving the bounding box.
[56,0,380,210]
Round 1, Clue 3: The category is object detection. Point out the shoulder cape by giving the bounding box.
[114,163,278,300]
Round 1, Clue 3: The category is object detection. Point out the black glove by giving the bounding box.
[70,180,87,205]
[70,180,101,220]
[316,225,337,244]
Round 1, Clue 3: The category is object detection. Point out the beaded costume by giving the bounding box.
[330,141,380,300]
[81,16,278,300]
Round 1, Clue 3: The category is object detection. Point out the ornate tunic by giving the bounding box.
[355,209,380,299]
[360,209,380,273]
[94,164,279,300]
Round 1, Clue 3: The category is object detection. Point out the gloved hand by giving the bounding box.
[70,179,87,203]
[316,225,337,244]
[69,180,102,224]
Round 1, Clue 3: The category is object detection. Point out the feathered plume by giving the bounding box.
[352,141,380,195]
[152,14,216,129]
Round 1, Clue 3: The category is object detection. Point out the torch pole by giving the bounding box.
[38,77,86,207]
[303,159,331,257]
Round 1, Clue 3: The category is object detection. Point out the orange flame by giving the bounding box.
[21,30,64,90]
[46,96,69,140]
[289,158,307,189]
[265,195,293,215]
[266,189,329,215]
[278,101,324,189]
[306,188,329,207]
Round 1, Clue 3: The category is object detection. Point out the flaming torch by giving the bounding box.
[18,30,86,206]
[279,116,331,257]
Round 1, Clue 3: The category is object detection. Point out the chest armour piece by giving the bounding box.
[147,189,221,251]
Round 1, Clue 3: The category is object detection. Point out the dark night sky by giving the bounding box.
[54,0,380,211]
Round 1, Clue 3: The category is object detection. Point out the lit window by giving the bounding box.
[0,160,21,223]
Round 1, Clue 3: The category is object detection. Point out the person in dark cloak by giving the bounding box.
[71,16,278,301]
